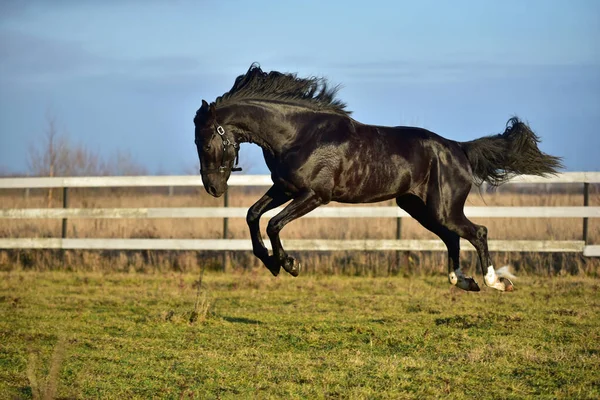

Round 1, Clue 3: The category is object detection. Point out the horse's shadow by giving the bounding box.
[222,316,263,325]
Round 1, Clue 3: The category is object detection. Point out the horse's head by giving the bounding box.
[193,100,241,197]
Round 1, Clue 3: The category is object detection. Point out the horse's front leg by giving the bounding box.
[266,191,322,277]
[246,185,291,276]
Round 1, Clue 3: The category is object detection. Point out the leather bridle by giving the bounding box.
[197,123,242,174]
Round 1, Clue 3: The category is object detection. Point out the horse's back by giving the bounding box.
[328,122,473,203]
[275,115,473,203]
[351,122,466,166]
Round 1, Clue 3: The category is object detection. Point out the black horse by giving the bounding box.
[194,64,561,292]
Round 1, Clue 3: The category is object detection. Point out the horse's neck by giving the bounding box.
[222,103,295,156]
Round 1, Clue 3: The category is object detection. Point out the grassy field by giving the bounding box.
[1,270,599,399]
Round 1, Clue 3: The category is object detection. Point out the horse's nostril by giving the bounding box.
[207,185,217,196]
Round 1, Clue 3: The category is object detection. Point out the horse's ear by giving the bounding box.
[209,103,217,118]
[201,99,209,110]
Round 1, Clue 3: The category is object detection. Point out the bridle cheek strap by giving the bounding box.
[200,124,242,174]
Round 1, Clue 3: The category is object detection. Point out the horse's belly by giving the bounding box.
[331,163,413,203]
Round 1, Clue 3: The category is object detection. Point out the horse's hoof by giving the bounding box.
[500,277,514,292]
[290,261,301,277]
[265,256,280,277]
[283,257,300,277]
[465,277,480,292]
[449,271,480,292]
[453,276,480,292]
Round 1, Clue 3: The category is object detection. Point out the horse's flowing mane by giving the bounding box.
[215,63,350,115]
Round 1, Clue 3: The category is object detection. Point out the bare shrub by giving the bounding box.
[27,113,147,178]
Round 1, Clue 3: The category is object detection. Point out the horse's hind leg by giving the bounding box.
[396,195,480,292]
[446,214,514,292]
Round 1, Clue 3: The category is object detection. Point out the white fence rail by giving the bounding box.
[0,172,598,256]
[0,238,592,253]
[0,171,598,189]
[1,206,599,219]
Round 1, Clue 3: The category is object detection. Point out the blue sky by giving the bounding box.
[1,0,599,174]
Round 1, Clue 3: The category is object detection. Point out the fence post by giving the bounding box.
[583,182,589,244]
[392,214,402,275]
[222,189,230,272]
[61,187,69,238]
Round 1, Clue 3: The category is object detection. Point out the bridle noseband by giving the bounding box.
[198,123,242,174]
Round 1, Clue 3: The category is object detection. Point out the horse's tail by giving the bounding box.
[460,117,563,186]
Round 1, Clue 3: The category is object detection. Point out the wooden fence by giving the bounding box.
[0,173,598,257]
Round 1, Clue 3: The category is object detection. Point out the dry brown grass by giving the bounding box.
[1,185,598,275]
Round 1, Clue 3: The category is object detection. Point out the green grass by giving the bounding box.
[1,270,599,399]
